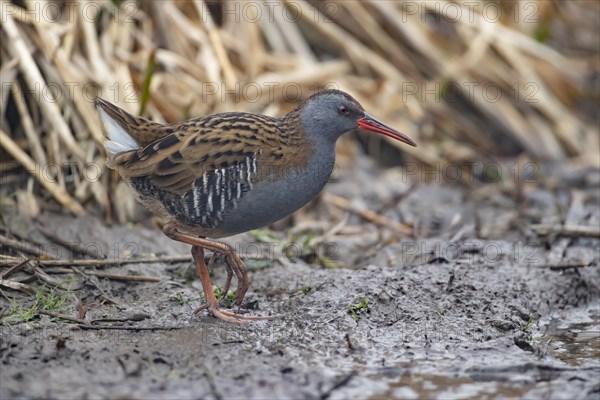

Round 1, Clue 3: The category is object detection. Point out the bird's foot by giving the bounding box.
[193,301,276,324]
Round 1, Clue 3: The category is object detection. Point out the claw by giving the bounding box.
[193,301,277,323]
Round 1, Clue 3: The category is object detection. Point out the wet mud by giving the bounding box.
[1,164,599,399]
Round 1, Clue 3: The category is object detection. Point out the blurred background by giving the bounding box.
[1,0,599,224]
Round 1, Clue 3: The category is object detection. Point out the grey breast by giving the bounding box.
[217,151,336,235]
[128,148,335,236]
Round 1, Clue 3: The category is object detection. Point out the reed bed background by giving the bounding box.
[1,0,598,223]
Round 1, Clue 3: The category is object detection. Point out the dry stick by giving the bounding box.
[1,255,68,286]
[0,259,34,279]
[85,272,161,283]
[541,261,593,270]
[32,264,67,287]
[495,43,570,158]
[531,224,600,239]
[0,255,24,264]
[12,83,48,166]
[271,3,316,62]
[254,61,350,91]
[36,268,137,283]
[290,0,370,74]
[77,324,182,331]
[0,255,193,267]
[195,0,238,88]
[546,191,587,265]
[71,267,124,308]
[2,12,85,161]
[78,1,111,83]
[40,267,75,274]
[0,58,19,108]
[38,310,87,324]
[0,129,86,216]
[38,310,182,331]
[259,3,294,55]
[322,193,413,235]
[378,182,419,213]
[44,255,191,267]
[499,40,580,156]
[320,372,356,400]
[0,287,11,301]
[0,233,56,259]
[309,213,350,249]
[0,278,34,294]
[342,1,406,67]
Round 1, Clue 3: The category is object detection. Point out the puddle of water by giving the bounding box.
[539,305,600,368]
[363,371,532,399]
[548,319,600,367]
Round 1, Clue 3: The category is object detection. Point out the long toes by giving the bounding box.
[194,303,277,322]
[219,309,278,321]
[210,308,249,324]
[193,303,209,314]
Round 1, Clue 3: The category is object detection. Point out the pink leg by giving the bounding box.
[163,223,275,322]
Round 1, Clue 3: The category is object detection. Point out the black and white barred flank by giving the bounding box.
[131,153,258,229]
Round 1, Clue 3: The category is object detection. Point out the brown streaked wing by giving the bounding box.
[113,114,282,195]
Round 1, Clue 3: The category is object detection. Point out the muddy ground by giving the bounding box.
[1,161,599,399]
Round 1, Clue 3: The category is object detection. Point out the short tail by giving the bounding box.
[95,98,141,157]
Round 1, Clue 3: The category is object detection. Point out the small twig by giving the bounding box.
[531,224,600,238]
[0,258,34,279]
[540,261,593,270]
[38,310,181,331]
[77,298,87,320]
[320,371,356,400]
[42,267,75,274]
[204,368,224,400]
[71,268,124,309]
[0,233,55,259]
[195,0,237,89]
[12,82,47,166]
[215,340,245,345]
[45,269,162,284]
[86,272,161,282]
[31,263,66,286]
[545,191,587,264]
[322,193,412,235]
[325,313,345,324]
[0,278,35,294]
[0,255,193,267]
[309,213,349,248]
[377,182,419,213]
[0,287,11,301]
[77,325,182,331]
[90,314,150,324]
[38,310,87,324]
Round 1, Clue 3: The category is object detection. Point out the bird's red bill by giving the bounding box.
[357,113,417,147]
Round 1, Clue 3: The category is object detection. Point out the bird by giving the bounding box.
[96,89,416,323]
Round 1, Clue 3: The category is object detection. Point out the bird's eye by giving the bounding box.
[338,105,349,115]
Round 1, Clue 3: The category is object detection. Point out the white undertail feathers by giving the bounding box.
[96,102,140,156]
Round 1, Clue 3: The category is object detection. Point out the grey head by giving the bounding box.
[289,89,417,147]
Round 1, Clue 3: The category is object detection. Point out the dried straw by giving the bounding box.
[0,0,598,220]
